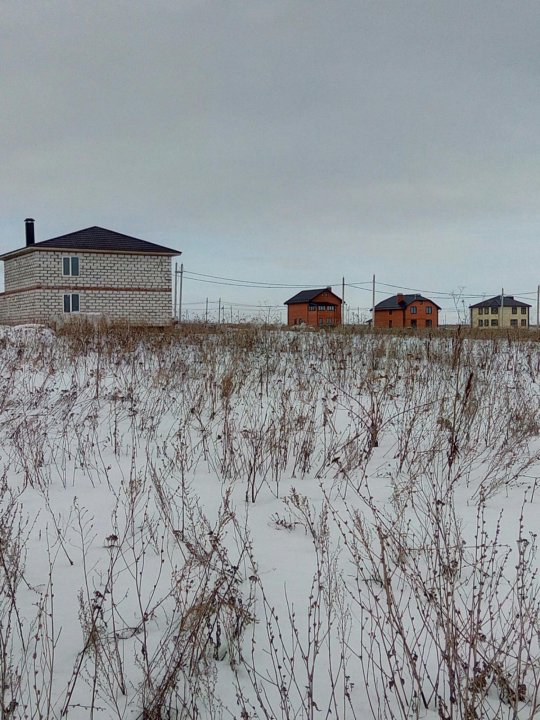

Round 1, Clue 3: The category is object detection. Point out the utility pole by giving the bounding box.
[537,285,539,328]
[205,298,209,324]
[372,274,376,328]
[342,276,345,325]
[173,262,178,320]
[178,263,184,322]
[500,287,504,328]
[218,297,221,324]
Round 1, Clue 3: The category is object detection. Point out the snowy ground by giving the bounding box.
[1,324,539,719]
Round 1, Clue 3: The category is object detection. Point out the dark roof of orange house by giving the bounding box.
[0,226,181,260]
[285,288,342,305]
[374,294,441,310]
[469,295,531,309]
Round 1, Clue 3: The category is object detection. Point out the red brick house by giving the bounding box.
[374,293,440,329]
[285,288,342,327]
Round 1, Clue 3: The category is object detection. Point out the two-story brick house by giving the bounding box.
[469,295,531,329]
[374,293,440,329]
[285,288,343,327]
[0,220,181,326]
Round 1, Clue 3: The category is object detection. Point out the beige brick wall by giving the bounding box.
[2,288,44,324]
[4,251,41,292]
[471,306,530,328]
[2,249,174,325]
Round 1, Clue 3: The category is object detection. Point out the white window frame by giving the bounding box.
[63,293,80,313]
[62,256,80,276]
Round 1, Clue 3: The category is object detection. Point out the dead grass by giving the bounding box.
[0,322,539,718]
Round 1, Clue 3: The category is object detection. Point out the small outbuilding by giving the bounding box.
[285,287,342,328]
[374,293,440,329]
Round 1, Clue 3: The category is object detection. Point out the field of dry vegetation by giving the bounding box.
[1,322,540,719]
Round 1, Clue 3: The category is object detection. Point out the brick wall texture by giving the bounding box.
[287,291,343,328]
[471,306,529,328]
[1,250,173,325]
[374,300,439,329]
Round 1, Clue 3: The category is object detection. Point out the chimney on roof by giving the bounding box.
[25,218,35,246]
[397,293,404,304]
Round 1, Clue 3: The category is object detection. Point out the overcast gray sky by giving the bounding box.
[2,0,540,321]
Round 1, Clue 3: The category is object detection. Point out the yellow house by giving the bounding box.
[469,295,531,329]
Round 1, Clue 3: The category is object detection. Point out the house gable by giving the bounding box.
[469,295,531,329]
[469,295,531,310]
[285,288,342,306]
[373,293,440,329]
[285,288,342,327]
[374,294,441,311]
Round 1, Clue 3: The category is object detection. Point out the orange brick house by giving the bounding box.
[285,287,342,327]
[374,293,440,329]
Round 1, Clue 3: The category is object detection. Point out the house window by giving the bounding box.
[426,319,432,327]
[411,319,417,328]
[308,304,316,311]
[521,307,527,314]
[318,304,326,311]
[62,257,80,276]
[388,310,393,315]
[510,319,518,327]
[521,319,527,326]
[410,306,417,314]
[491,319,498,326]
[63,293,80,313]
[478,308,484,315]
[318,318,323,327]
[388,320,393,328]
[512,307,517,314]
[491,307,498,314]
[426,306,432,314]
[326,318,333,325]
[478,320,483,327]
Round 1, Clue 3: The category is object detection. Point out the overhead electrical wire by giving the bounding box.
[180,267,538,308]
[183,269,348,289]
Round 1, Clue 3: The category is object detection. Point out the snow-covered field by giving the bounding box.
[1,323,539,719]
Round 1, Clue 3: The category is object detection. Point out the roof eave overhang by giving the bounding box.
[0,246,181,261]
[375,302,442,311]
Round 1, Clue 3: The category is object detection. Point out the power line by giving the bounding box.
[183,270,351,289]
[180,267,539,313]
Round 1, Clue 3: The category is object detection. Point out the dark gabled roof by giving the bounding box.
[285,288,342,305]
[374,293,441,311]
[469,295,531,309]
[0,226,181,260]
